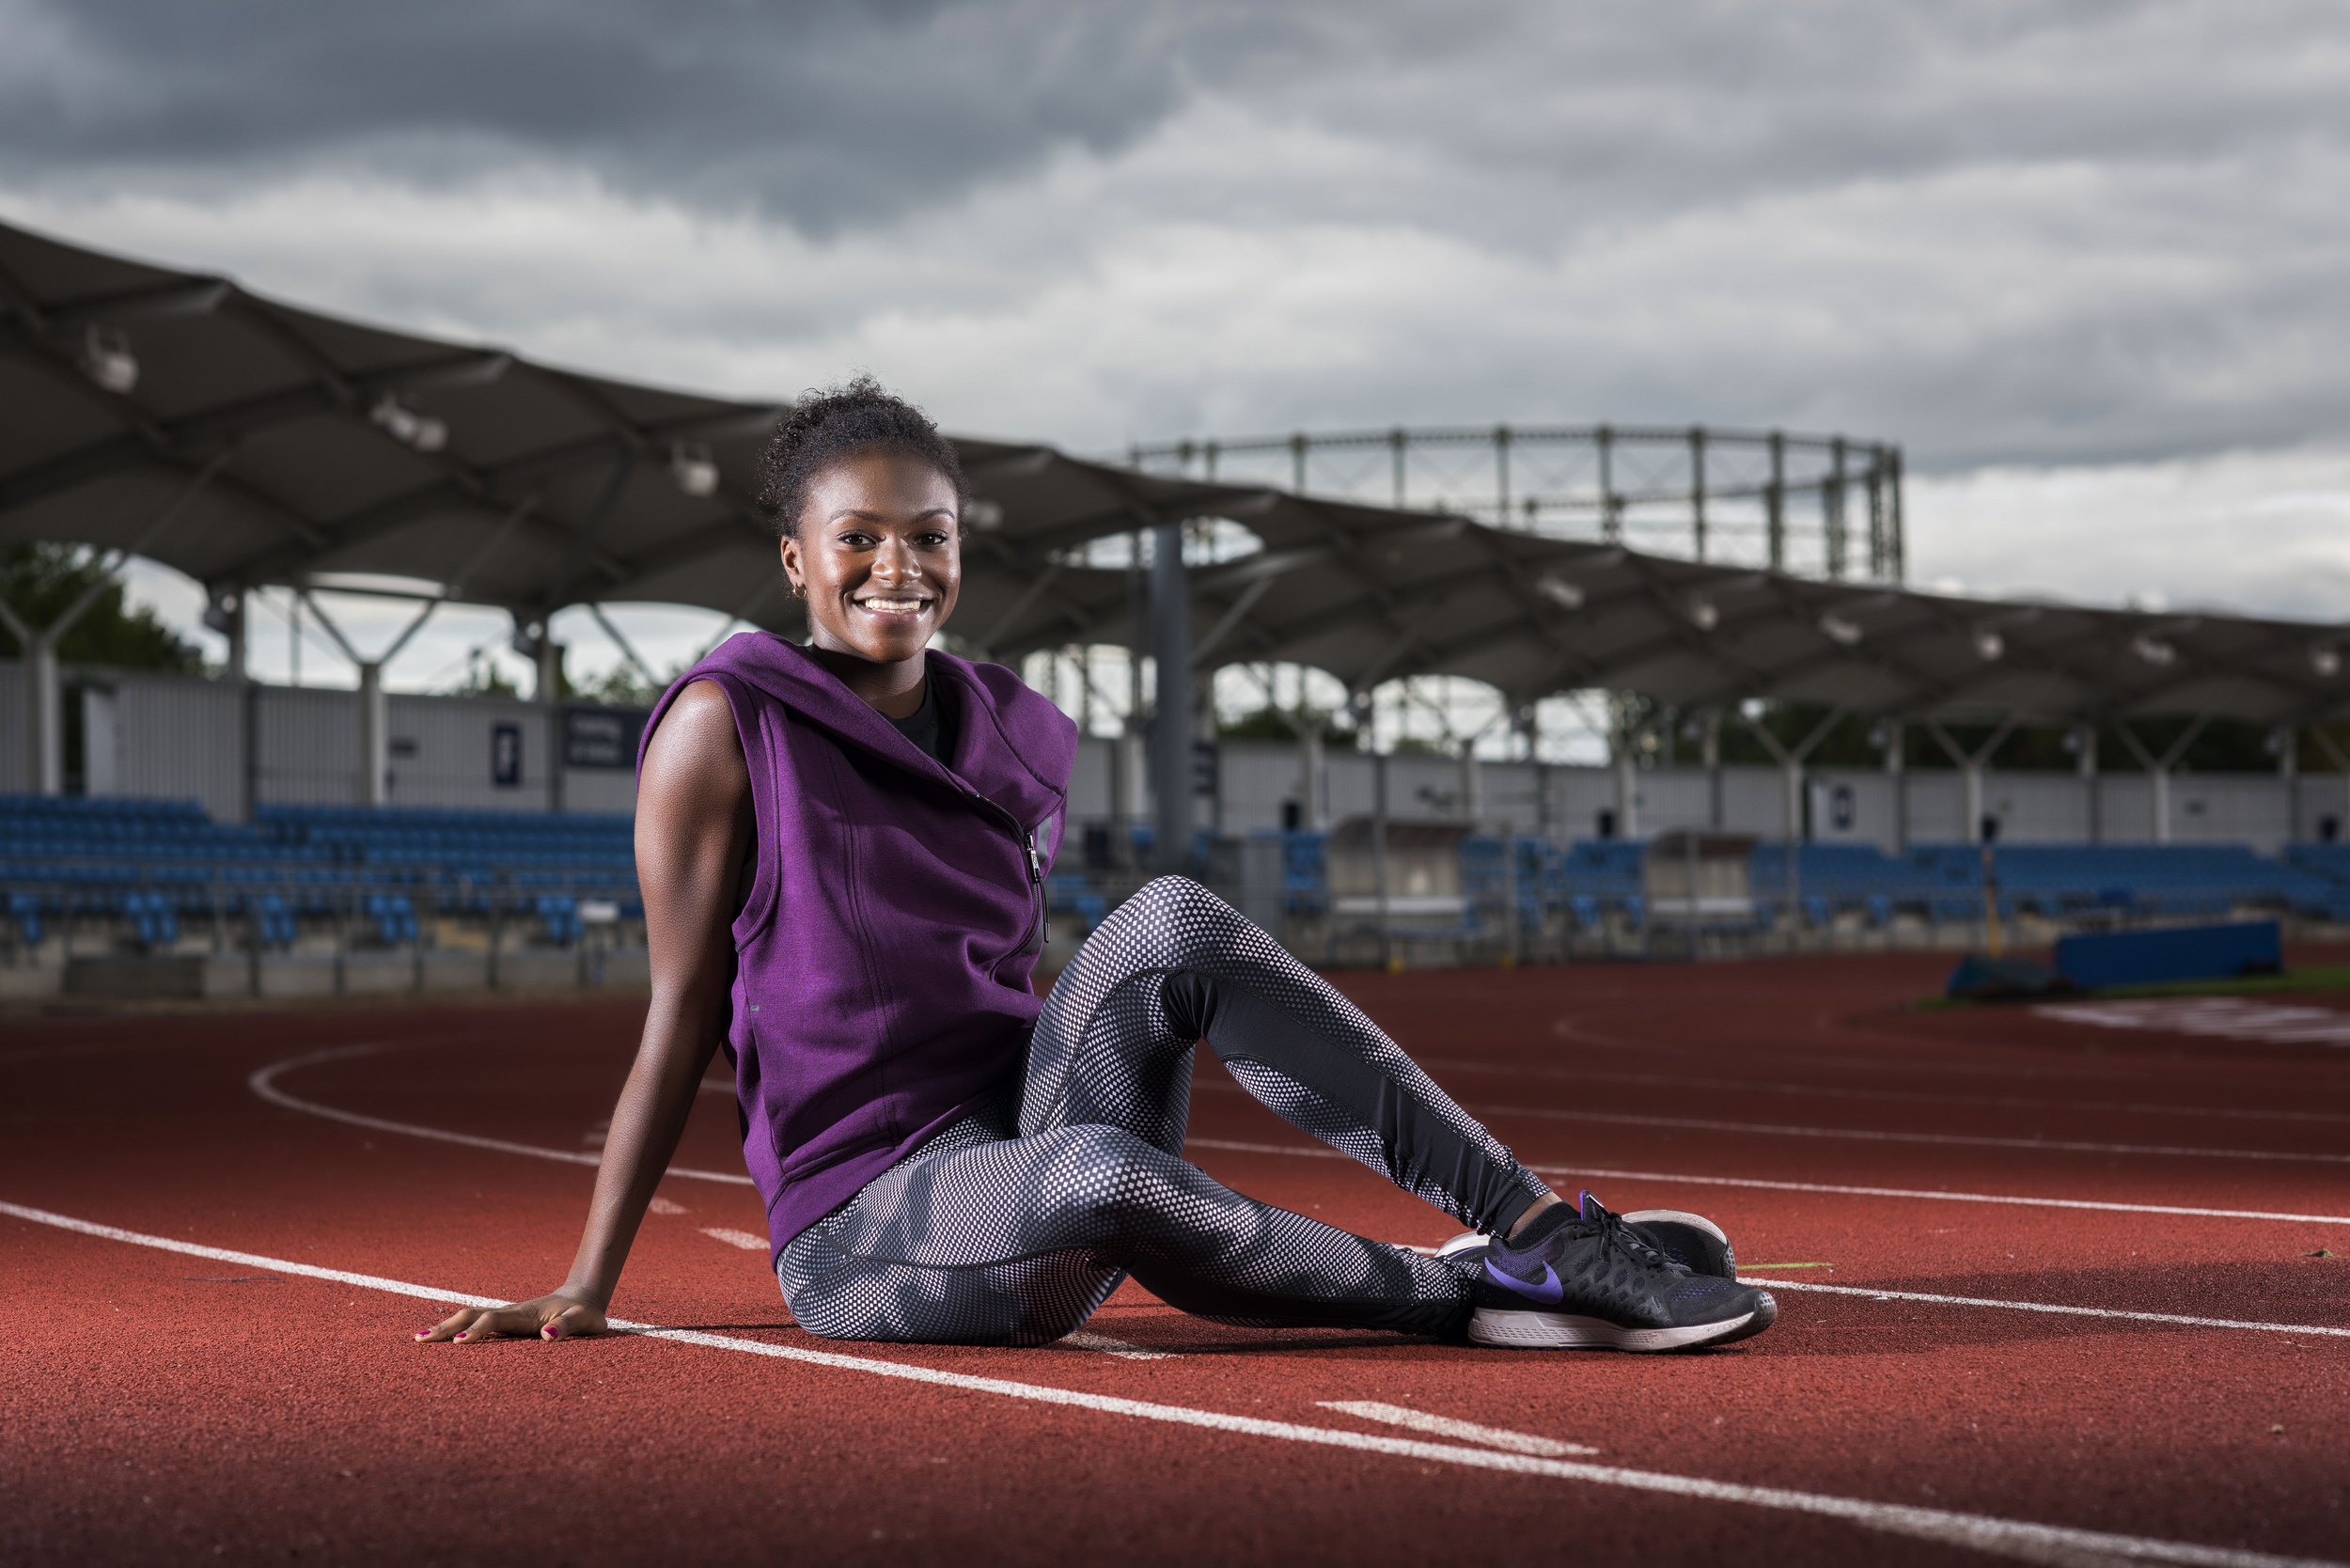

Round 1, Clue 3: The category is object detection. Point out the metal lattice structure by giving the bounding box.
[1129,425,1904,583]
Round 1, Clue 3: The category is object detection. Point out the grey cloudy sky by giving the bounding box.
[6,0,2349,685]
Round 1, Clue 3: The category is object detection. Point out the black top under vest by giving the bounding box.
[886,678,952,763]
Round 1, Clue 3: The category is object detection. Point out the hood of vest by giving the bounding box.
[650,633,1073,830]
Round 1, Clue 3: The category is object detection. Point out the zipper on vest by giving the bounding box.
[968,791,1049,960]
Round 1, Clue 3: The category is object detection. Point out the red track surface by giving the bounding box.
[6,949,2348,1565]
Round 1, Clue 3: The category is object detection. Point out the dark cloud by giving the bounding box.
[8,0,2350,473]
[0,0,1210,231]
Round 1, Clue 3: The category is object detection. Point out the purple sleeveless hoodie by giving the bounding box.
[638,633,1076,1257]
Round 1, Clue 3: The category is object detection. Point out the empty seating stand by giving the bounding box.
[0,794,641,963]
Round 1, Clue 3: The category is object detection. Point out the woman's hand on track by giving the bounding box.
[415,1294,607,1344]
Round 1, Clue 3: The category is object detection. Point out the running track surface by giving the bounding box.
[5,949,2346,1567]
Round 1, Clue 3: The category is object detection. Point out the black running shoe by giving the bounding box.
[1467,1192,1776,1352]
[1433,1203,1738,1280]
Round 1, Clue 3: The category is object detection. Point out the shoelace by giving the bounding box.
[1576,1202,1674,1275]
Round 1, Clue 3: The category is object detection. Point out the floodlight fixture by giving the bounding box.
[2311,645,2341,679]
[79,326,139,395]
[200,588,242,635]
[669,442,719,497]
[1971,625,2004,662]
[1817,612,1863,646]
[2131,635,2177,666]
[370,394,447,453]
[1684,595,1719,632]
[964,497,1005,531]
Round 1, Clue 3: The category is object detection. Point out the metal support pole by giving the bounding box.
[1610,715,1638,841]
[358,662,388,808]
[1825,437,1849,580]
[1866,456,1888,580]
[1390,429,1407,510]
[1597,426,1619,543]
[1689,427,1708,562]
[539,639,565,814]
[216,591,248,683]
[30,635,61,795]
[1459,743,1483,821]
[1888,447,1906,583]
[1766,431,1786,572]
[1290,433,1308,494]
[1495,425,1512,525]
[1150,519,1195,870]
[1297,725,1324,831]
[1702,710,1723,830]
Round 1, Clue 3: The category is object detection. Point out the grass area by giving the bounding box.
[2091,964,2350,999]
[1921,963,2350,1010]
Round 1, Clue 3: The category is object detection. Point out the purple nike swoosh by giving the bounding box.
[1484,1256,1564,1306]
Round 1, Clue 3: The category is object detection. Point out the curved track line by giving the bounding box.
[1184,1137,2350,1227]
[1418,1055,2350,1126]
[3,1200,2336,1568]
[1747,1278,2350,1340]
[247,1042,755,1187]
[1476,1103,2350,1164]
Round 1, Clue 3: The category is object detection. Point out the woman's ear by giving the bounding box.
[779,533,802,596]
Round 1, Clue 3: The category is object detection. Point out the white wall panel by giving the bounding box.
[115,675,245,820]
[255,686,359,806]
[383,694,554,812]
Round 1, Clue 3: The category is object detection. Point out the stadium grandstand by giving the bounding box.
[7,214,2350,996]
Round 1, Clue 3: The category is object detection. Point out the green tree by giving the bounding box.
[1217,704,1359,749]
[572,662,671,708]
[0,544,205,673]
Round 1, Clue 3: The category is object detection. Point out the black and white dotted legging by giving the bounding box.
[776,875,1552,1345]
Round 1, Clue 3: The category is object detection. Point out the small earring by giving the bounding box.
[790,579,807,601]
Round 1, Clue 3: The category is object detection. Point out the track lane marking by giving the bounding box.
[247,1043,755,1186]
[1319,1401,1597,1456]
[1185,1137,2350,1228]
[699,1228,769,1251]
[1474,1103,2350,1165]
[4,1200,2336,1568]
[1417,1056,2350,1127]
[1744,1278,2350,1340]
[252,1045,2350,1227]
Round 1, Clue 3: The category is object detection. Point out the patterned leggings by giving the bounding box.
[776,875,1551,1345]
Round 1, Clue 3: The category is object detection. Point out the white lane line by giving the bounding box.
[1416,1056,2350,1127]
[1183,1137,2350,1229]
[699,1228,769,1251]
[247,1043,754,1187]
[1319,1401,1596,1456]
[2037,998,2350,1046]
[5,1201,2335,1568]
[1060,1330,1177,1361]
[1468,1102,2350,1166]
[246,1041,2350,1230]
[1746,1279,2350,1340]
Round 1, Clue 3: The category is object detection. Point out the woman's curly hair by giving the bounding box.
[756,374,966,539]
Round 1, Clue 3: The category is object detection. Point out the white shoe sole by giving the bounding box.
[1467,1295,1776,1352]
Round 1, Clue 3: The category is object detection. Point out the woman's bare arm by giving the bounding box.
[417,681,753,1343]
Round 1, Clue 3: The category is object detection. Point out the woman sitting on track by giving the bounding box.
[418,379,1778,1356]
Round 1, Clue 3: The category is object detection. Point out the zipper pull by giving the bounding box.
[1026,830,1044,884]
